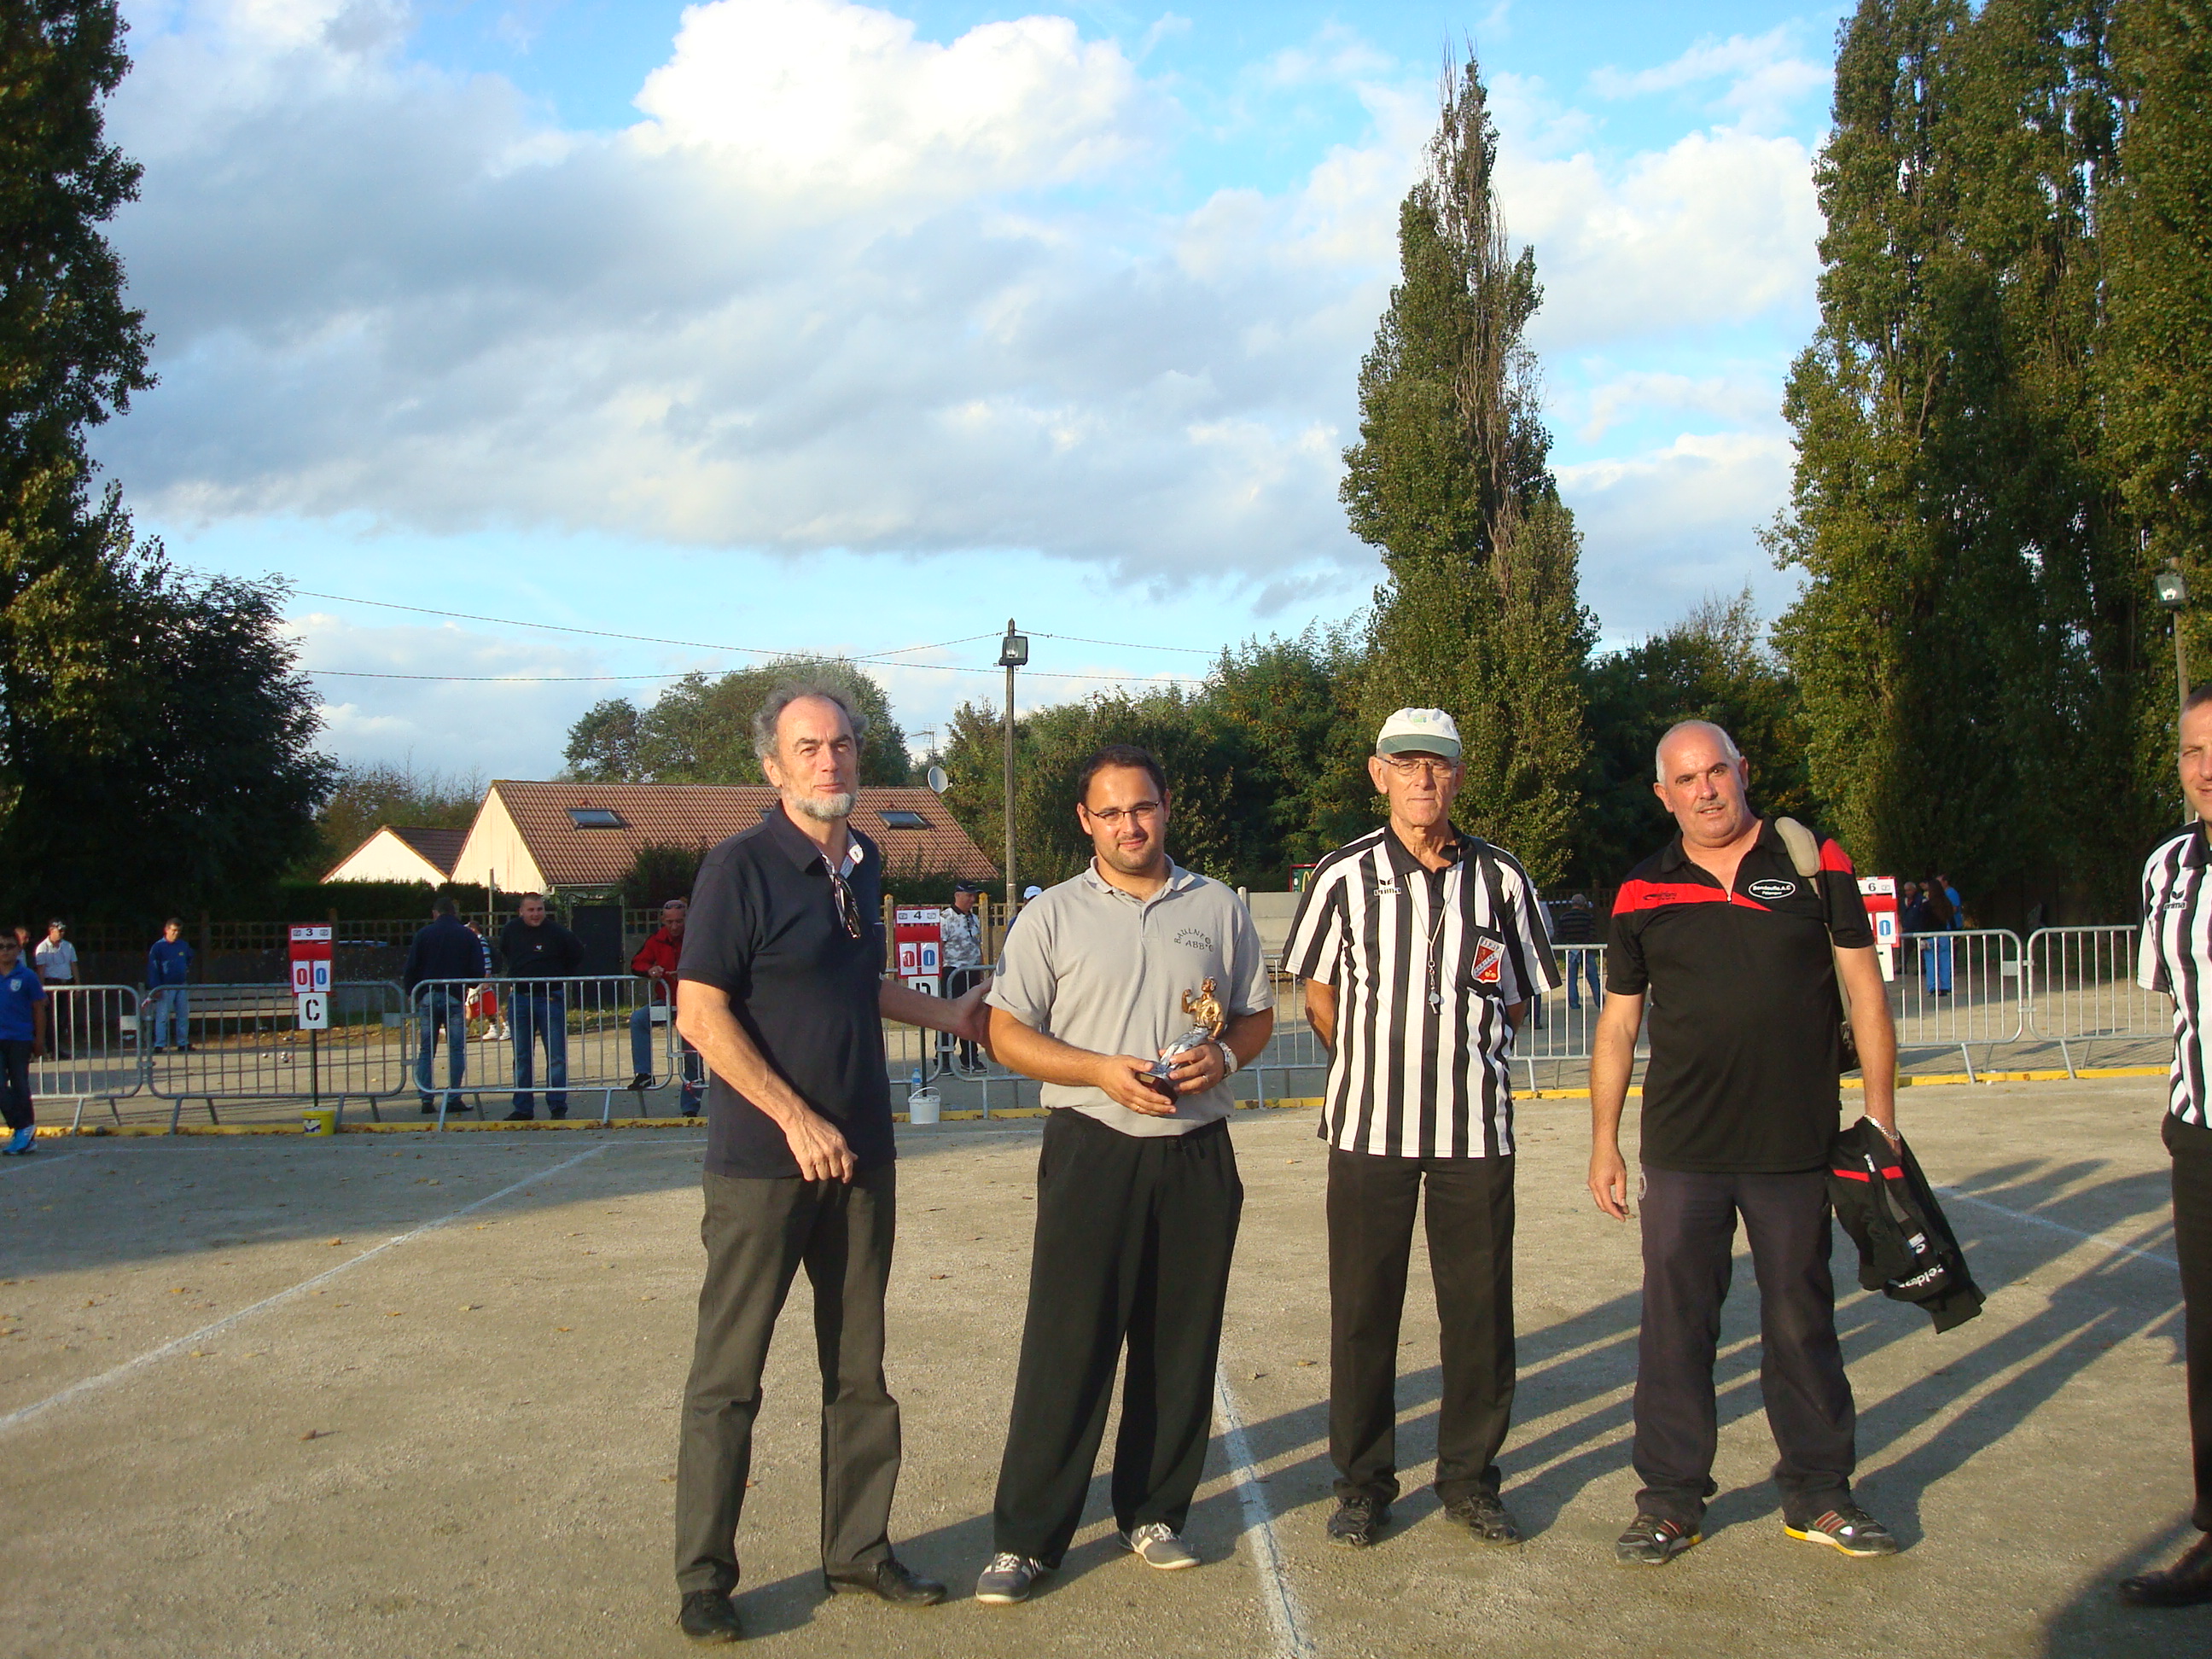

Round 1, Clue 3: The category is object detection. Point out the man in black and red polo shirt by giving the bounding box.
[1587,720,1901,1567]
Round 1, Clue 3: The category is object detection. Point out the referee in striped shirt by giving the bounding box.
[2124,684,2212,1608]
[1281,707,1559,1548]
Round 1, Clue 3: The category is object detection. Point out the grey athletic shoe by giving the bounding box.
[1326,1494,1389,1547]
[1441,1493,1523,1545]
[1123,1522,1199,1569]
[1615,1512,1701,1565]
[974,1552,1050,1604]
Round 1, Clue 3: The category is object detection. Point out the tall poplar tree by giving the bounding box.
[2104,0,2212,810]
[1772,0,2139,913]
[1340,52,1592,882]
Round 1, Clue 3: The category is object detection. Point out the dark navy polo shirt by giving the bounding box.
[678,806,893,1180]
[1606,817,1873,1174]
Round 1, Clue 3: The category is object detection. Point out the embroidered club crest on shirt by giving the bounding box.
[1471,938,1505,985]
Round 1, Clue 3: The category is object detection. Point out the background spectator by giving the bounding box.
[629,898,699,1112]
[939,882,987,1074]
[1550,893,1602,1010]
[0,932,45,1155]
[499,894,583,1121]
[403,896,482,1115]
[34,919,75,1058]
[146,918,195,1053]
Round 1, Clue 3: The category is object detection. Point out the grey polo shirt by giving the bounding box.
[987,860,1270,1138]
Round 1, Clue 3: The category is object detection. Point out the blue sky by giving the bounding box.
[99,0,1852,777]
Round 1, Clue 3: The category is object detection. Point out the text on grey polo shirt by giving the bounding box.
[987,862,1270,1138]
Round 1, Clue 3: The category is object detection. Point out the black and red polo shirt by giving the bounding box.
[1606,817,1873,1174]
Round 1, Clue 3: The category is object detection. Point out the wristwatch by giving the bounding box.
[1214,1039,1239,1075]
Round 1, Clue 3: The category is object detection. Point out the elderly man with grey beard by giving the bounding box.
[669,682,992,1644]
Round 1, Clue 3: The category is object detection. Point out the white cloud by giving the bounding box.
[101,0,1830,678]
[632,0,1150,208]
[1588,28,1827,132]
[1557,430,1802,637]
[1570,366,1780,442]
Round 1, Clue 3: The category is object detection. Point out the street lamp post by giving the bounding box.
[2157,559,2191,820]
[998,619,1028,914]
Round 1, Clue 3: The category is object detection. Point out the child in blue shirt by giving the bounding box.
[0,933,46,1154]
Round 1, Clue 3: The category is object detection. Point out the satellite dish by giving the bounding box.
[927,765,948,794]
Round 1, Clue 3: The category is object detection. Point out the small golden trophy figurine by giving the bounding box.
[1144,978,1226,1085]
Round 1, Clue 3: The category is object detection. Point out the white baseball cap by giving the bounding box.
[1022,885,1043,899]
[1376,707,1462,760]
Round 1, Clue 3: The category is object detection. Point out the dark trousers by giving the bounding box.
[992,1110,1243,1565]
[1327,1148,1516,1505]
[675,1166,901,1595]
[1633,1166,1855,1528]
[510,992,568,1115]
[0,1039,32,1130]
[2167,1115,2212,1530]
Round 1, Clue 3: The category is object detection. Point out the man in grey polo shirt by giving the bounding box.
[973,743,1273,1604]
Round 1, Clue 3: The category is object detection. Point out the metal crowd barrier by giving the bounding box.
[37,984,147,1130]
[143,981,412,1129]
[2024,924,2169,1076]
[1514,945,1607,1091]
[409,975,687,1128]
[1888,928,2025,1080]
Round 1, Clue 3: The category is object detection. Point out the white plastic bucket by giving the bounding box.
[906,1088,940,1126]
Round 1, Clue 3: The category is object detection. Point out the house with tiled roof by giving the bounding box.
[323,825,469,885]
[418,780,996,897]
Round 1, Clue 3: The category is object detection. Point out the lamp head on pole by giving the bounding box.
[2157,564,2191,612]
[998,620,1029,669]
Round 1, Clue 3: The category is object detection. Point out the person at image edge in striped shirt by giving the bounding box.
[1280,707,1560,1550]
[2124,683,2212,1610]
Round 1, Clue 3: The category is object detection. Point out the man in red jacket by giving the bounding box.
[631,899,701,1113]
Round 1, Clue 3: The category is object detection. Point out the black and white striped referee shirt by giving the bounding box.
[1281,825,1559,1158]
[2138,823,2212,1129]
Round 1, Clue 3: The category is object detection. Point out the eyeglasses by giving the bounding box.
[829,869,864,939]
[1379,756,1456,779]
[1084,802,1162,828]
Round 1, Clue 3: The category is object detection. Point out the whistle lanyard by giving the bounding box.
[1422,864,1452,1012]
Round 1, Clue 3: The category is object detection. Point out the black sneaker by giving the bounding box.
[1615,1512,1700,1565]
[629,1073,655,1091]
[1441,1493,1523,1545]
[1784,1504,1898,1557]
[678,1589,742,1643]
[1326,1494,1389,1547]
[504,1108,534,1122]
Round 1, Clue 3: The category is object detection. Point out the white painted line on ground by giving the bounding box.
[1,1150,84,1173]
[1214,1365,1313,1659]
[0,1140,616,1435]
[1937,1185,2177,1269]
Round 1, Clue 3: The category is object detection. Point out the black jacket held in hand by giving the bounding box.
[1828,1121,1985,1333]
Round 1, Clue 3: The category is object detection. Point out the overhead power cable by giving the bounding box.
[290,590,1204,685]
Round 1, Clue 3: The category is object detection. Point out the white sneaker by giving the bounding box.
[1123,1522,1198,1569]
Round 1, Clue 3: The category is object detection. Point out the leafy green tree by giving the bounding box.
[0,0,160,903]
[12,568,338,919]
[560,656,911,786]
[1573,591,1815,885]
[1208,624,1374,866]
[1772,0,2140,914]
[1341,52,1592,882]
[2104,0,2212,812]
[562,699,643,782]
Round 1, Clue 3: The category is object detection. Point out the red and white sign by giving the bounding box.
[893,908,942,987]
[289,924,333,995]
[1858,878,1899,981]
